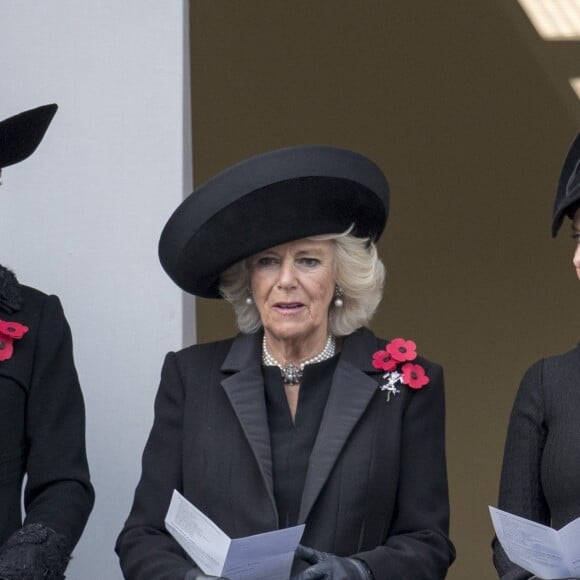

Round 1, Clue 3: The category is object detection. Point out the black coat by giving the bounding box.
[493,344,580,579]
[0,269,94,557]
[117,327,454,580]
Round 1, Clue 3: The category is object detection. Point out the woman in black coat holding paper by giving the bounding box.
[117,146,455,580]
[492,135,580,580]
[0,105,94,579]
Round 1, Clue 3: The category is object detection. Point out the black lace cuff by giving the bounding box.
[0,524,71,580]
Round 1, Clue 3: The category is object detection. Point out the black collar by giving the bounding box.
[0,264,23,313]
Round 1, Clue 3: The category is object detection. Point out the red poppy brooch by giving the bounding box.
[372,337,429,401]
[0,320,29,362]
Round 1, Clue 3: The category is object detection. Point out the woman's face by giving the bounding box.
[249,238,336,347]
[573,207,580,280]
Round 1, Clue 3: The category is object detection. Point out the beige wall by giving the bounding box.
[190,2,578,578]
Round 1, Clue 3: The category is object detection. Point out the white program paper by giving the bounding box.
[165,490,305,580]
[490,506,580,580]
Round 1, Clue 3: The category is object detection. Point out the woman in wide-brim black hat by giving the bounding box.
[117,146,455,580]
[0,105,94,579]
[493,136,580,580]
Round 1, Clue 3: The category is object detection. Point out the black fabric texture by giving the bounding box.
[0,266,22,314]
[0,523,70,580]
[492,344,580,579]
[263,356,336,527]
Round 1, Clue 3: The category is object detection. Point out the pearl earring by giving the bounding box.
[245,294,253,305]
[334,287,344,308]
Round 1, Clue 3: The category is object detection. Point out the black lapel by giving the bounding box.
[298,327,382,524]
[220,332,278,523]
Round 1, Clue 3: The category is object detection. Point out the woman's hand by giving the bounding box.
[291,544,373,580]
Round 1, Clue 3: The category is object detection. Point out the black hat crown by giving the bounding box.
[552,133,580,237]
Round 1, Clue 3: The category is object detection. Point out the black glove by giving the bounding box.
[291,544,373,580]
[0,524,70,580]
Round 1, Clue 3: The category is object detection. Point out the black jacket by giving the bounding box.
[117,327,454,580]
[0,266,94,577]
[493,344,580,580]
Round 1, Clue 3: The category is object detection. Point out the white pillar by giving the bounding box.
[1,1,191,577]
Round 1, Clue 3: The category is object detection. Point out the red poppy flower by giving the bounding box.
[401,363,429,389]
[0,320,29,339]
[386,338,417,363]
[0,335,14,361]
[372,349,397,372]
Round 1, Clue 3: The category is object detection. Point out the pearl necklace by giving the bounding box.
[262,334,337,386]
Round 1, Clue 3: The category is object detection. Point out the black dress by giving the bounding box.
[493,345,580,579]
[0,265,94,579]
[263,356,337,528]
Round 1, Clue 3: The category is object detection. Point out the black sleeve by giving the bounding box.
[116,352,200,580]
[492,361,547,580]
[22,295,94,542]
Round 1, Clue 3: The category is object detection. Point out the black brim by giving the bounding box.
[0,104,58,169]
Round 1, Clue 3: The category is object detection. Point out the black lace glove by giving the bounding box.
[291,544,374,580]
[0,524,71,580]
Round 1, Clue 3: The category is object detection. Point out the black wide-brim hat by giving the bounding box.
[552,133,580,237]
[0,104,58,169]
[159,145,390,298]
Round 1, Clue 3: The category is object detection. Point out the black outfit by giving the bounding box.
[493,344,580,579]
[264,357,336,528]
[117,327,454,580]
[0,265,94,578]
